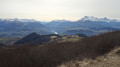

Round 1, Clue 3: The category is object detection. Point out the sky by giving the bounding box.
[0,0,120,21]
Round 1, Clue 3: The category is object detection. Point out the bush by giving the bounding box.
[0,31,120,67]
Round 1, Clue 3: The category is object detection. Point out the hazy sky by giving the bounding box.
[0,0,120,21]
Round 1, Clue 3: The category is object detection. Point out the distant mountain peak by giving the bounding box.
[81,16,99,21]
[0,18,38,23]
[80,16,119,22]
[51,19,71,22]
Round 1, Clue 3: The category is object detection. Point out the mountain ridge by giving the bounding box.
[0,16,120,37]
[1,16,120,23]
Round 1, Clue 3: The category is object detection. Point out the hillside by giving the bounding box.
[0,37,21,45]
[0,43,6,47]
[14,33,61,45]
[0,19,53,37]
[0,31,120,67]
[58,47,120,67]
[0,33,85,46]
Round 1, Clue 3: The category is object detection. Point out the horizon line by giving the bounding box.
[0,16,120,22]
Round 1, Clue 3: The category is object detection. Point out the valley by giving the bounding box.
[1,0,120,67]
[0,16,120,67]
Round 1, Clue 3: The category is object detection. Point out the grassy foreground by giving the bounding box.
[0,31,120,67]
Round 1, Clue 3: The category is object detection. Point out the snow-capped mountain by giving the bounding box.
[0,16,119,23]
[0,18,38,23]
[0,16,120,37]
[80,16,120,22]
[45,16,120,36]
[0,18,53,37]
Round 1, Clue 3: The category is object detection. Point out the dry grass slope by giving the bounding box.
[0,31,120,67]
[58,47,120,67]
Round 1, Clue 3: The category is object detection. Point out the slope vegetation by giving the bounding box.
[0,31,120,67]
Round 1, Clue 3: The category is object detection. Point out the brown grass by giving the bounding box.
[58,47,120,67]
[0,31,120,67]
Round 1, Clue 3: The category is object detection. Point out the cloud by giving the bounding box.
[0,0,120,21]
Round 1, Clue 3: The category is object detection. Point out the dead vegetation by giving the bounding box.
[0,31,120,67]
[58,47,120,67]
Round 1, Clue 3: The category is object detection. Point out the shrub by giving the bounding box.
[0,31,120,67]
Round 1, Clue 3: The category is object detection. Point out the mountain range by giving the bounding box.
[0,19,52,37]
[46,16,120,36]
[0,16,120,37]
